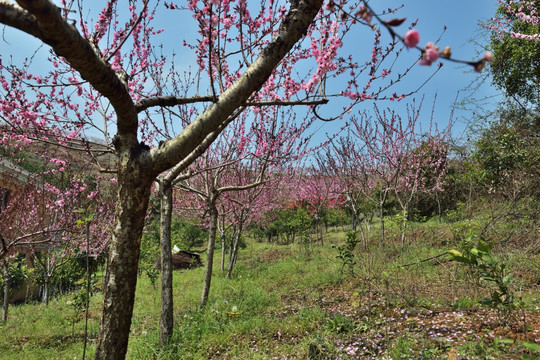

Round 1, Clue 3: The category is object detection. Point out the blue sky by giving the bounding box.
[372,1,500,134]
[2,1,503,146]
[405,1,501,111]
[308,0,504,145]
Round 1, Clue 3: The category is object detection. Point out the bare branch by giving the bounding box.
[135,96,215,113]
[135,96,328,113]
[217,178,268,194]
[104,0,150,63]
[246,98,329,107]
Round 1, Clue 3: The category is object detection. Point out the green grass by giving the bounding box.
[1,224,539,359]
[0,293,103,359]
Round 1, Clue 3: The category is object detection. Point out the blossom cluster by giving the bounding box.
[486,0,540,42]
[404,29,493,69]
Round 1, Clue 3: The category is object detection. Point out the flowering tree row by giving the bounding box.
[0,143,115,321]
[313,98,451,247]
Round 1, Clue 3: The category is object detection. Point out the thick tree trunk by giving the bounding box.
[95,164,153,360]
[158,181,174,346]
[200,202,218,308]
[1,259,9,323]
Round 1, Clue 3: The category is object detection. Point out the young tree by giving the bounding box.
[293,166,344,245]
[177,105,304,307]
[392,133,449,247]
[0,151,113,310]
[179,157,267,308]
[215,166,268,278]
[348,105,418,244]
[0,1,491,358]
[220,155,295,277]
[31,176,114,306]
[344,98,450,245]
[317,133,376,247]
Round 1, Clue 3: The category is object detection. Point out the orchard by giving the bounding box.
[0,1,539,359]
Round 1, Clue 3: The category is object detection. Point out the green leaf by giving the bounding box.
[498,338,515,344]
[481,254,493,263]
[448,249,463,258]
[85,213,95,222]
[476,240,488,250]
[448,250,469,264]
[521,341,540,352]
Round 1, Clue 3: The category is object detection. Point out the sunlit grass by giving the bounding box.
[1,224,539,359]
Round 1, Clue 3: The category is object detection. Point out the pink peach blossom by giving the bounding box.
[425,47,439,63]
[404,30,420,48]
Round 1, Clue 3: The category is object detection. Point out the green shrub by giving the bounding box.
[0,255,33,297]
[448,237,517,322]
[332,231,359,278]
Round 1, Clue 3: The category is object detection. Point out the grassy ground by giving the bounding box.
[1,222,539,359]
